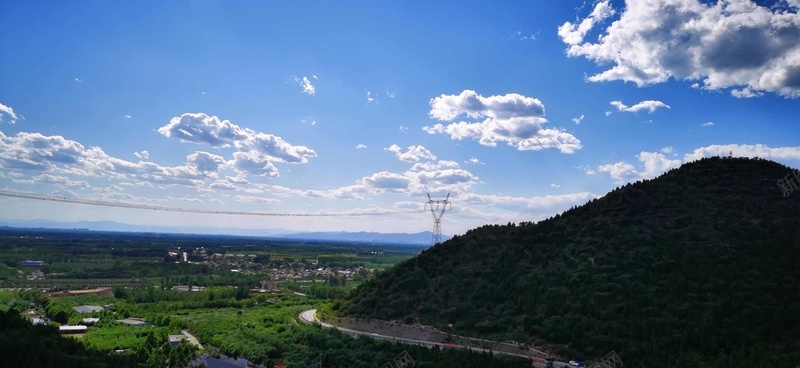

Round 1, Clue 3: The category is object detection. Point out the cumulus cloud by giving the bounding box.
[731,87,765,98]
[157,112,316,176]
[598,151,682,184]
[423,90,582,154]
[231,151,279,177]
[595,144,800,185]
[610,100,671,113]
[385,144,437,162]
[295,76,315,96]
[133,150,149,160]
[0,131,226,187]
[158,113,249,147]
[15,174,90,188]
[559,0,800,98]
[355,144,367,149]
[701,121,714,127]
[0,103,19,124]
[124,115,132,119]
[684,143,800,161]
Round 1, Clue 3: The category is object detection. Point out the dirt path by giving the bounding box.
[181,329,204,350]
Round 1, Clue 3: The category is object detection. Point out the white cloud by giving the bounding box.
[15,174,90,188]
[367,91,376,103]
[598,151,682,184]
[684,144,800,162]
[557,0,616,45]
[312,74,318,80]
[423,90,582,154]
[572,114,585,124]
[387,91,396,98]
[660,146,675,155]
[231,151,279,177]
[605,111,612,117]
[158,113,317,175]
[74,77,82,83]
[731,87,765,98]
[294,76,315,96]
[399,126,408,132]
[465,157,483,165]
[610,100,670,113]
[362,171,411,191]
[385,144,437,162]
[0,131,225,187]
[701,121,715,127]
[355,144,367,149]
[233,195,282,204]
[559,0,800,98]
[124,115,132,119]
[458,191,597,211]
[0,103,19,124]
[133,150,149,160]
[550,183,560,188]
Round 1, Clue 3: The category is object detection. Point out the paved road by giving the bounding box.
[298,309,571,368]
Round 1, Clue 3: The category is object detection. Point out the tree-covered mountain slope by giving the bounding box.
[334,157,800,368]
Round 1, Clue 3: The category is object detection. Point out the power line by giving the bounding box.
[0,189,427,218]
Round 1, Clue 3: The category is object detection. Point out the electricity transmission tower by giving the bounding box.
[425,193,451,246]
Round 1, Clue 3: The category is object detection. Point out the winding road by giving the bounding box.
[299,309,572,368]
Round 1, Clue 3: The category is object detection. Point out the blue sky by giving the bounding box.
[1,0,799,235]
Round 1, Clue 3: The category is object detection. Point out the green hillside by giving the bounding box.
[334,157,800,368]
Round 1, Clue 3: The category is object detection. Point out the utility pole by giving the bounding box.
[425,193,451,246]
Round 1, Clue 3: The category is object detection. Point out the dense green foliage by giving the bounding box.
[337,157,800,367]
[0,308,132,368]
[181,305,531,368]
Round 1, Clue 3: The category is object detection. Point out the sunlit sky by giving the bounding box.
[1,0,799,235]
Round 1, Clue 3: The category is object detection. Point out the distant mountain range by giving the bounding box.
[0,219,442,245]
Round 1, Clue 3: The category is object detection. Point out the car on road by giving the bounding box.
[569,360,585,367]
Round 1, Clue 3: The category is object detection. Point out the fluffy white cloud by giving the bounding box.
[355,144,367,149]
[15,174,90,188]
[157,113,316,176]
[158,113,249,147]
[701,121,714,127]
[423,90,582,153]
[231,151,278,177]
[731,87,765,98]
[0,131,225,187]
[385,144,437,162]
[295,76,315,96]
[187,151,226,174]
[133,150,149,160]
[559,0,800,97]
[362,171,411,190]
[684,143,800,161]
[610,100,671,113]
[598,151,682,184]
[0,103,19,124]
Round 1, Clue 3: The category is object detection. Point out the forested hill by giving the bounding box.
[334,157,800,368]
